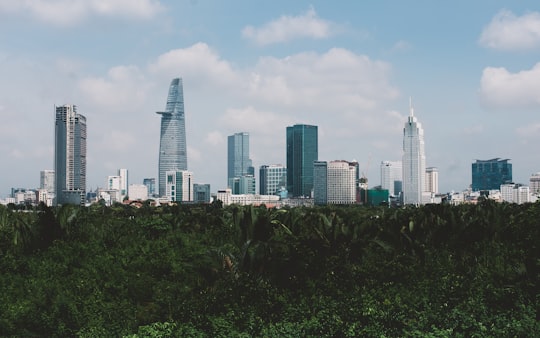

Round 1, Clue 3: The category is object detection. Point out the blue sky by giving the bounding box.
[1,0,540,196]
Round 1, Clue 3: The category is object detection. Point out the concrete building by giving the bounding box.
[425,167,439,194]
[165,170,193,202]
[259,164,287,196]
[128,184,148,201]
[313,160,357,205]
[40,170,55,194]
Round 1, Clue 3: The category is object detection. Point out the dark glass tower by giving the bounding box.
[472,158,512,191]
[157,78,188,197]
[286,124,318,197]
[54,104,87,205]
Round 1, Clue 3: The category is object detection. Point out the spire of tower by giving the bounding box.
[409,97,414,117]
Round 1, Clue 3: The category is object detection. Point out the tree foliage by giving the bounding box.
[0,200,538,337]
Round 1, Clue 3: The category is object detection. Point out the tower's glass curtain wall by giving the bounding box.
[402,102,425,205]
[54,104,87,205]
[157,78,188,197]
[227,132,254,192]
[286,124,318,198]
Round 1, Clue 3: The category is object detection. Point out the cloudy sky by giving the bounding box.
[1,0,540,196]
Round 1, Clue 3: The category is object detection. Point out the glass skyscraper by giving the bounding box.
[286,124,318,198]
[259,164,287,195]
[227,132,254,193]
[472,158,512,191]
[157,78,188,197]
[54,104,87,206]
[402,103,425,205]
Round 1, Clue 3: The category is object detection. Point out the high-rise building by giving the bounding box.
[425,167,439,194]
[143,178,156,197]
[259,164,287,195]
[118,168,128,198]
[380,161,402,197]
[229,175,256,195]
[54,104,87,206]
[286,124,318,198]
[227,132,254,193]
[40,170,55,194]
[165,170,193,202]
[157,78,188,197]
[402,101,426,205]
[471,158,512,191]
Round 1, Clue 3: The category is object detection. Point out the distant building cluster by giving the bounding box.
[3,80,540,208]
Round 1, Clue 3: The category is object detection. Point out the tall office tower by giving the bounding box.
[286,124,318,198]
[402,101,426,205]
[40,170,55,194]
[259,164,287,195]
[229,175,256,195]
[529,173,540,194]
[157,78,188,197]
[165,170,193,202]
[380,161,402,197]
[143,178,156,197]
[425,167,439,194]
[471,158,512,191]
[227,132,254,192]
[54,104,87,206]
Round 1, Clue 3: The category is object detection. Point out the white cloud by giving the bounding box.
[248,48,399,112]
[479,9,540,50]
[78,65,150,112]
[0,0,163,25]
[220,106,292,135]
[148,43,239,89]
[479,63,540,109]
[516,123,540,137]
[242,6,334,45]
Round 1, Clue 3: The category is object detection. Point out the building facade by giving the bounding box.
[227,132,254,193]
[165,170,193,202]
[54,104,87,206]
[193,184,211,203]
[402,102,426,205]
[380,161,402,197]
[40,170,55,194]
[259,164,287,195]
[471,158,512,191]
[157,78,188,197]
[530,173,540,194]
[286,124,318,198]
[425,167,439,194]
[143,178,156,197]
[313,160,357,205]
[128,184,148,201]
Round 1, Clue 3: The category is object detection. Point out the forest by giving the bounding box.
[0,199,539,337]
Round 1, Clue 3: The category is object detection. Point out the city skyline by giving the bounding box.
[1,1,540,196]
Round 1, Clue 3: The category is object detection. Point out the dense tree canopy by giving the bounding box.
[0,200,538,337]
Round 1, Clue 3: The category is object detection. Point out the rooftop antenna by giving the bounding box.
[409,96,414,116]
